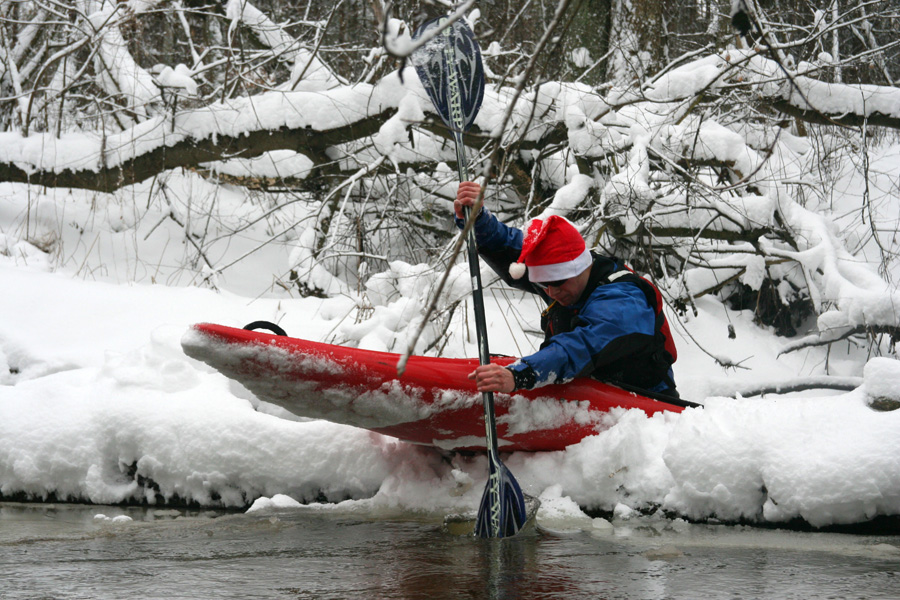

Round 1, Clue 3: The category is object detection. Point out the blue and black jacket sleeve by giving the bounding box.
[455,209,535,293]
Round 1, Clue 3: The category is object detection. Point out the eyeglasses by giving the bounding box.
[533,278,569,290]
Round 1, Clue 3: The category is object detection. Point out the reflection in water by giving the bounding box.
[480,534,580,600]
[1,503,898,600]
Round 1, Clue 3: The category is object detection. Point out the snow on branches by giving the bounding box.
[1,2,899,371]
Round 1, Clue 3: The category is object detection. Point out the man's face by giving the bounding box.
[538,267,591,306]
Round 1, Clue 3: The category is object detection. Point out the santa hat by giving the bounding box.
[509,215,592,282]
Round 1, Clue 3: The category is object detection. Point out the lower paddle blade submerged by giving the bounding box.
[474,455,528,538]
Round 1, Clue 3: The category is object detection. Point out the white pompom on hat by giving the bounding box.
[509,215,592,282]
[509,262,527,279]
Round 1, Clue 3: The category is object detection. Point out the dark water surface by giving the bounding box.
[1,502,898,599]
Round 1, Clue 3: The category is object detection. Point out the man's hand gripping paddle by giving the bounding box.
[411,16,528,539]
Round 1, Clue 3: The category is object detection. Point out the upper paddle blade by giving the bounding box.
[411,16,484,132]
[474,455,528,538]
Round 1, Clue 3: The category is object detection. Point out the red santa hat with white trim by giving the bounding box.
[508,215,592,282]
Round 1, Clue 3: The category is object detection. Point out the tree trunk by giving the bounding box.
[607,0,664,86]
[563,0,612,86]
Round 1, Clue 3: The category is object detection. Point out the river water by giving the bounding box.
[1,502,898,600]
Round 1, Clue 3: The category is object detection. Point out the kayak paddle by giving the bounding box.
[411,16,528,539]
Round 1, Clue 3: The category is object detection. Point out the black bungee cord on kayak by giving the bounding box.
[243,321,288,337]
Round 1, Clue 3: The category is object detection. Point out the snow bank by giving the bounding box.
[0,331,402,506]
[3,300,898,527]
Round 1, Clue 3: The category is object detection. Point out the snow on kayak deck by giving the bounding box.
[181,326,607,448]
[182,326,432,428]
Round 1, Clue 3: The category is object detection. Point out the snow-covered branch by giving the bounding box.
[1,1,898,368]
[706,375,864,398]
[0,87,398,192]
[223,0,344,91]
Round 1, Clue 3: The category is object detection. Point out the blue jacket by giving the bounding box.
[458,209,677,396]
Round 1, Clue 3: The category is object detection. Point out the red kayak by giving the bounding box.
[181,323,694,452]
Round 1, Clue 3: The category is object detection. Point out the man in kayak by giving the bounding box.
[455,181,679,399]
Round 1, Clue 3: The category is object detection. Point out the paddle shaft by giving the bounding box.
[461,191,501,456]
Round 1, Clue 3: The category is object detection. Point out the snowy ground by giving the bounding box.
[1,172,899,532]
